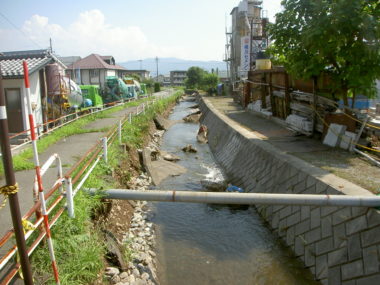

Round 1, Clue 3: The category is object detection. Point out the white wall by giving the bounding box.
[2,71,43,132]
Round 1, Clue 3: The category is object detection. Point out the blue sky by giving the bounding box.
[0,0,282,62]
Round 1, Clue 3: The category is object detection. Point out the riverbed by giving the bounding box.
[151,100,317,285]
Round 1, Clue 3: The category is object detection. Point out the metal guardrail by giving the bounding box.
[0,93,166,284]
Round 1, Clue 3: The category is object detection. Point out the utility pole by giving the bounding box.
[139,59,142,70]
[49,38,53,53]
[0,67,34,284]
[155,56,159,82]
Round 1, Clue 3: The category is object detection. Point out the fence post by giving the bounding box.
[56,156,64,194]
[66,177,75,218]
[118,120,122,144]
[129,112,132,124]
[136,105,139,115]
[102,137,108,163]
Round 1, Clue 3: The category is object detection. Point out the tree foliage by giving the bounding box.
[267,0,380,105]
[185,66,206,89]
[185,66,219,93]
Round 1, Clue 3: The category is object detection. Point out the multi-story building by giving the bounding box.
[170,70,187,86]
[225,0,269,87]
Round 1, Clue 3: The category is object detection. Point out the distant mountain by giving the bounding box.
[118,57,227,76]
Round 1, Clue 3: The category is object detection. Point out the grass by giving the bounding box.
[0,98,155,176]
[31,90,183,284]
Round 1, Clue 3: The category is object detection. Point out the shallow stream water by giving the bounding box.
[152,100,317,285]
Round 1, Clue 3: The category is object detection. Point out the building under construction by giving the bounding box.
[224,0,269,89]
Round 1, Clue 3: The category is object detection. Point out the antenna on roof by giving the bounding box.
[49,38,53,53]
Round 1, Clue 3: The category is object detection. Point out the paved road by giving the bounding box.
[0,89,176,284]
[205,96,330,153]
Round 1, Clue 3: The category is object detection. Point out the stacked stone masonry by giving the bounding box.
[199,97,380,285]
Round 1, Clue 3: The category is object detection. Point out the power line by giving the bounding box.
[0,11,44,50]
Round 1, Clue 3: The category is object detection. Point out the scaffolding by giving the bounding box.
[226,0,269,84]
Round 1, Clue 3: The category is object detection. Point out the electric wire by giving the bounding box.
[0,11,44,50]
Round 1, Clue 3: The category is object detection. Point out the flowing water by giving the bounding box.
[151,100,317,285]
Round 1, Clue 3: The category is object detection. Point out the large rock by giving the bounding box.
[197,124,208,144]
[161,151,181,162]
[182,144,198,153]
[200,179,227,192]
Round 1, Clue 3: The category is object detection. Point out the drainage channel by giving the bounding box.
[150,99,318,285]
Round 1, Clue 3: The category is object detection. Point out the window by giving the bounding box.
[90,70,99,78]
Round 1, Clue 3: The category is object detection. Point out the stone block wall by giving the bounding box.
[199,97,380,285]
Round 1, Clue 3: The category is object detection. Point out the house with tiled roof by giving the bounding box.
[66,54,128,88]
[0,49,65,135]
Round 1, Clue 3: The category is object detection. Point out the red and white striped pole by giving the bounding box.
[23,61,61,285]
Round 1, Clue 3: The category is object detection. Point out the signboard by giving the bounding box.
[240,36,251,77]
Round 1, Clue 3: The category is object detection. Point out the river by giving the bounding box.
[151,99,317,285]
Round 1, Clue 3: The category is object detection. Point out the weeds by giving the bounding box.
[31,91,183,284]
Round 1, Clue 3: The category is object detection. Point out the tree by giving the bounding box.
[185,66,206,89]
[267,0,380,106]
[201,73,219,94]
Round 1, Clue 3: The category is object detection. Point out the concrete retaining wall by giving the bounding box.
[199,96,380,285]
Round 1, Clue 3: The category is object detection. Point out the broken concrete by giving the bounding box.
[183,110,201,123]
[142,148,186,185]
[323,123,347,147]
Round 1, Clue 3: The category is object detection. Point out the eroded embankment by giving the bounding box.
[199,96,380,284]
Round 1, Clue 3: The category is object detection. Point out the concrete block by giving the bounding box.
[366,209,380,227]
[305,244,316,267]
[296,220,310,235]
[306,176,318,189]
[346,215,368,235]
[342,281,356,285]
[326,186,341,195]
[363,245,379,275]
[321,216,333,238]
[328,247,348,267]
[321,206,339,217]
[351,207,368,218]
[316,237,334,255]
[315,182,328,194]
[310,208,321,229]
[316,254,328,279]
[328,265,341,285]
[333,223,347,248]
[356,274,380,285]
[301,206,311,221]
[361,227,380,247]
[332,207,351,226]
[286,226,296,246]
[348,233,362,261]
[305,228,321,244]
[280,206,292,219]
[293,180,307,193]
[339,131,356,150]
[323,123,347,147]
[292,205,301,214]
[341,260,364,280]
[295,236,305,257]
[287,212,301,228]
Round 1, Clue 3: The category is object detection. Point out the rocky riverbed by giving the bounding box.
[103,129,166,285]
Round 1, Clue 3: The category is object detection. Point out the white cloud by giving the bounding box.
[0,10,188,61]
